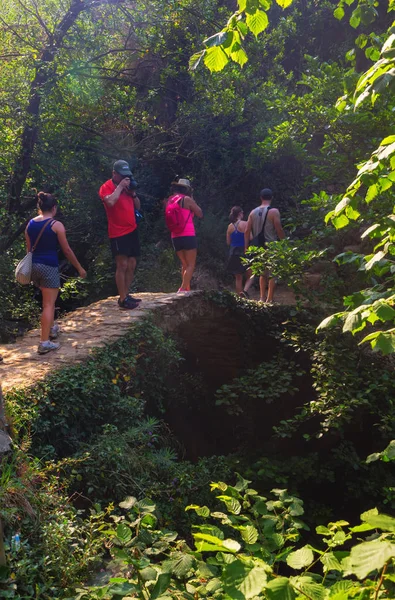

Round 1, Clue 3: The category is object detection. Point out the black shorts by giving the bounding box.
[110,229,140,258]
[172,236,197,252]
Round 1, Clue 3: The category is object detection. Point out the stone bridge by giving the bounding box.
[0,292,210,394]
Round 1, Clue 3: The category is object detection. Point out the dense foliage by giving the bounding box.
[2,0,395,597]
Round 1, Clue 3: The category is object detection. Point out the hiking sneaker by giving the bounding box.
[38,341,60,355]
[118,296,139,310]
[240,290,250,299]
[127,295,142,303]
[49,323,60,340]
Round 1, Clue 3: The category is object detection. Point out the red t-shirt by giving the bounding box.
[99,179,137,238]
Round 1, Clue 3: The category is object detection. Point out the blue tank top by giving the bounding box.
[27,218,58,267]
[230,223,245,247]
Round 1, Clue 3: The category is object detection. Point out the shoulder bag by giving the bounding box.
[15,219,54,285]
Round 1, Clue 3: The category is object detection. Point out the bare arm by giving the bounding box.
[226,224,232,246]
[25,228,31,252]
[102,177,130,208]
[131,192,141,211]
[183,196,203,218]
[244,215,253,251]
[53,222,86,278]
[272,209,285,240]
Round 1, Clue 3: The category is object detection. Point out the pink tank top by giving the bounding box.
[170,195,195,238]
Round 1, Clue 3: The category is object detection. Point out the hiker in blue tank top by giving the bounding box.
[25,192,86,355]
[226,206,254,297]
[244,188,285,303]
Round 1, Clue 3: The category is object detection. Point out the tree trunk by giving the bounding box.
[6,0,88,214]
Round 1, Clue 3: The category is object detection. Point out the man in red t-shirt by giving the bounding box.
[99,160,142,309]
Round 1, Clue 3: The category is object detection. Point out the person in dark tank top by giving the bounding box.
[25,192,87,355]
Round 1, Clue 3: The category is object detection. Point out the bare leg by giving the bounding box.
[115,255,129,301]
[259,274,267,302]
[181,249,197,291]
[40,288,59,342]
[176,250,188,289]
[125,257,137,293]
[244,271,254,292]
[266,278,276,302]
[235,274,243,295]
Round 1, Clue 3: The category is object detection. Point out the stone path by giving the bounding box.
[0,286,296,394]
[0,293,184,393]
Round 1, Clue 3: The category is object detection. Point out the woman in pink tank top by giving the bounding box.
[167,178,203,293]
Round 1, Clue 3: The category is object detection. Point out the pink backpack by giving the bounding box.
[165,194,190,234]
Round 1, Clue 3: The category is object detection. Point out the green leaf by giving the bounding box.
[164,552,195,578]
[321,552,342,572]
[361,508,395,532]
[332,214,350,229]
[230,44,248,66]
[350,7,361,28]
[348,540,395,579]
[223,560,267,599]
[366,184,378,203]
[342,311,363,334]
[151,572,171,599]
[140,566,158,582]
[189,51,204,70]
[381,135,395,145]
[246,10,269,37]
[286,547,314,570]
[116,522,132,545]
[292,577,327,600]
[241,525,259,545]
[193,533,241,553]
[204,46,229,72]
[275,0,293,7]
[316,313,342,332]
[265,577,296,600]
[204,31,231,48]
[334,6,345,20]
[136,498,156,513]
[374,303,395,322]
[186,504,211,517]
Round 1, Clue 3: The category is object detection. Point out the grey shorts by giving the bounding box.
[31,263,60,289]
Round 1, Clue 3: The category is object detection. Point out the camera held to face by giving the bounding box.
[128,176,138,191]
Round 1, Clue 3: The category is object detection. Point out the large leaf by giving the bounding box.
[246,9,269,37]
[348,540,395,579]
[241,525,259,545]
[163,552,195,579]
[204,46,229,72]
[150,572,171,599]
[292,577,327,600]
[320,552,342,572]
[360,508,395,533]
[265,577,296,600]
[286,547,314,570]
[116,522,132,545]
[223,560,267,599]
[203,30,231,48]
[189,51,204,71]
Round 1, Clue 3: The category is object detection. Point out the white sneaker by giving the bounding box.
[49,324,60,340]
[38,341,60,355]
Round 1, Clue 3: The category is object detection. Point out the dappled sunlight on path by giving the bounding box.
[0,292,182,393]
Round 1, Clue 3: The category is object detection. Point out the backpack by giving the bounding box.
[250,207,272,248]
[165,194,190,234]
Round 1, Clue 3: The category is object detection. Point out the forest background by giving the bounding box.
[0,0,393,340]
[2,0,395,598]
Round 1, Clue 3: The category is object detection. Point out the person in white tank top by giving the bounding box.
[244,188,285,303]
